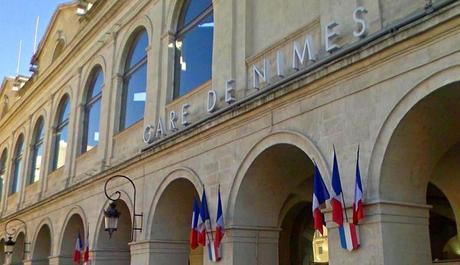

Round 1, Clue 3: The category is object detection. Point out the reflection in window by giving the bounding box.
[10,135,24,194]
[120,29,148,131]
[29,117,45,184]
[174,0,213,98]
[82,67,103,153]
[51,96,70,171]
[0,149,7,199]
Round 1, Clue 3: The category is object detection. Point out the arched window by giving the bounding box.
[10,135,24,194]
[0,149,7,199]
[82,67,103,153]
[51,95,70,171]
[120,29,148,131]
[52,39,65,62]
[174,0,213,98]
[29,117,45,184]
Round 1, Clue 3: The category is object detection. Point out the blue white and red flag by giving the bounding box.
[330,148,344,226]
[213,186,225,261]
[353,147,364,225]
[190,197,200,249]
[312,164,330,235]
[339,222,360,251]
[73,233,82,263]
[199,189,210,246]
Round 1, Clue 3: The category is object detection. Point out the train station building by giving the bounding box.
[0,0,459,264]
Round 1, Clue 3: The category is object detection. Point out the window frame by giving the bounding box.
[0,149,8,199]
[29,117,45,184]
[119,29,148,131]
[173,0,214,99]
[51,96,70,171]
[10,135,24,195]
[81,67,103,153]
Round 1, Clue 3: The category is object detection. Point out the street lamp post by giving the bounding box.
[103,175,143,240]
[4,218,29,259]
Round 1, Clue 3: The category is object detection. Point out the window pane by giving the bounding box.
[58,97,70,123]
[11,158,22,194]
[126,30,148,70]
[175,13,213,97]
[30,144,43,183]
[84,99,101,152]
[0,151,6,200]
[89,69,104,98]
[182,0,212,26]
[122,63,146,129]
[35,118,45,142]
[53,126,68,170]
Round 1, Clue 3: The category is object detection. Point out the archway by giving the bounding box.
[232,143,325,265]
[379,81,460,263]
[0,238,4,265]
[150,178,202,265]
[60,214,85,265]
[11,232,25,265]
[427,183,460,261]
[95,199,131,265]
[32,224,51,265]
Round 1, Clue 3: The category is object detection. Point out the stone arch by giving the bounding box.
[145,166,204,238]
[146,167,203,265]
[426,144,460,261]
[228,130,329,225]
[94,197,132,265]
[115,16,153,75]
[56,205,88,253]
[79,56,107,104]
[164,0,190,34]
[51,92,72,126]
[31,221,52,264]
[57,206,87,264]
[371,65,460,264]
[369,65,460,203]
[227,130,328,265]
[11,231,26,265]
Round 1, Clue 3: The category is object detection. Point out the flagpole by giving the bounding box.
[202,185,215,260]
[334,145,349,223]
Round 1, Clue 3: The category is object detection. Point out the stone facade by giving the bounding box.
[0,0,459,264]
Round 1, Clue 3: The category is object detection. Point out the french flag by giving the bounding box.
[190,197,200,249]
[353,147,364,225]
[83,229,90,265]
[213,186,225,261]
[330,148,344,227]
[73,234,83,263]
[312,164,330,235]
[338,222,360,251]
[198,189,210,246]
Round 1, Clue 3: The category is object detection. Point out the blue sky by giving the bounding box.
[0,0,66,79]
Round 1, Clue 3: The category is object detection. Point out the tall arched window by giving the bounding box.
[10,135,24,194]
[82,67,103,153]
[120,29,148,131]
[51,95,70,171]
[174,0,213,98]
[0,149,7,199]
[29,117,45,184]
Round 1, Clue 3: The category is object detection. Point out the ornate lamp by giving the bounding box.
[104,202,120,238]
[103,175,143,240]
[3,218,29,258]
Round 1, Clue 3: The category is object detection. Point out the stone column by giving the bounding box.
[130,240,189,265]
[221,226,280,265]
[324,201,431,265]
